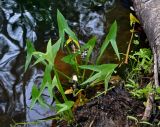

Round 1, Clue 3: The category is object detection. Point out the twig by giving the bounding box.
[89,115,96,127]
[142,93,154,121]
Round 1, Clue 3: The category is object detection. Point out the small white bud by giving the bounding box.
[72,74,78,82]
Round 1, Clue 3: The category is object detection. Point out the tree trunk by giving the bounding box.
[132,0,160,66]
[132,0,160,120]
[132,0,160,87]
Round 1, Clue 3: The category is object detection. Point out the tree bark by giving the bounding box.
[132,0,160,69]
[132,0,160,87]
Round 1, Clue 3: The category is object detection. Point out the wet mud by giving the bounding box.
[51,86,144,127]
[73,86,144,127]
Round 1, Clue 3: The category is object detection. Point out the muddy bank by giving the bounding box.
[73,86,144,127]
[51,86,144,127]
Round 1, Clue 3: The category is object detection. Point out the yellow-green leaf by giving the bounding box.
[65,36,80,49]
[130,13,140,26]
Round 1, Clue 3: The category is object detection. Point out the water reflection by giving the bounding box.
[0,0,52,127]
[0,0,130,127]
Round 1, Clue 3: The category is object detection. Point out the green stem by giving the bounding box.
[53,68,74,122]
[56,69,71,80]
[66,45,80,78]
[82,54,90,82]
[74,57,80,77]
[53,68,68,101]
[82,69,86,82]
[12,117,60,126]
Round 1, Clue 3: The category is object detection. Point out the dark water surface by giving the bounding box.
[0,0,130,126]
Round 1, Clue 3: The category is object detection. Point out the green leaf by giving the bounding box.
[81,72,102,85]
[82,37,97,64]
[79,65,101,72]
[30,66,52,109]
[31,39,61,67]
[97,64,117,72]
[52,75,59,90]
[108,21,117,41]
[80,64,117,86]
[50,76,60,103]
[62,54,77,66]
[30,85,39,108]
[25,40,35,72]
[81,37,97,50]
[156,87,160,94]
[104,74,112,91]
[45,39,61,66]
[45,76,57,99]
[57,10,67,44]
[110,39,120,60]
[90,75,105,86]
[46,39,53,65]
[38,96,48,108]
[32,52,46,66]
[52,38,62,65]
[97,21,120,63]
[56,101,74,114]
[57,10,78,47]
[65,28,78,43]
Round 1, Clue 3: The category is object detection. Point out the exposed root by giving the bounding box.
[89,115,96,127]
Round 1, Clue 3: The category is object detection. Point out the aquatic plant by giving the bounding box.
[25,10,120,123]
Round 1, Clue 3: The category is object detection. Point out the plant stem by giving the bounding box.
[124,25,135,64]
[54,68,74,122]
[66,45,80,78]
[82,69,86,82]
[74,56,80,77]
[56,69,71,80]
[12,117,60,126]
[82,50,92,82]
